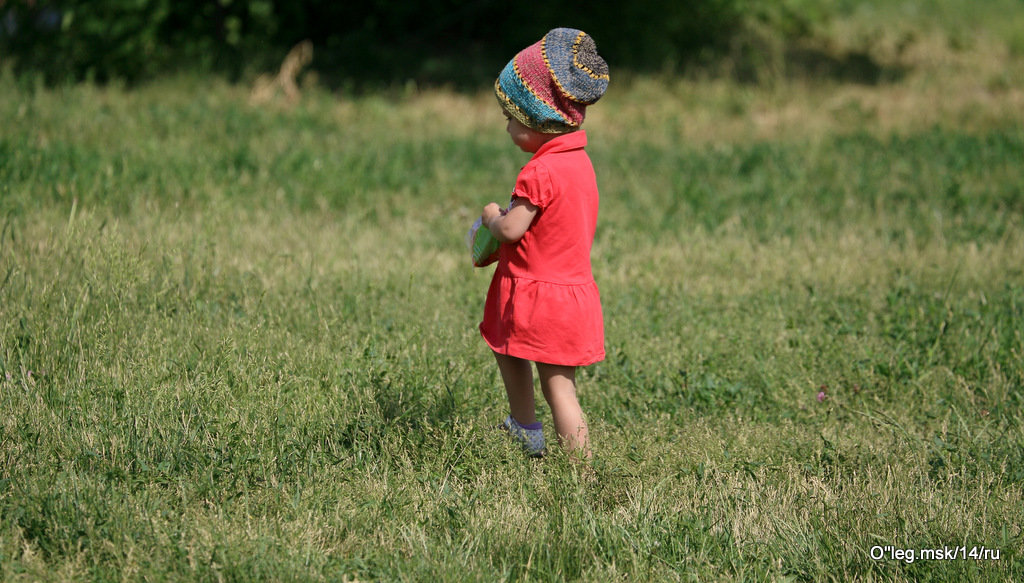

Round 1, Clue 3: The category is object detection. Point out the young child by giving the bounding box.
[479,28,609,459]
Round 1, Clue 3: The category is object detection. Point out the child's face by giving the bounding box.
[504,114,552,153]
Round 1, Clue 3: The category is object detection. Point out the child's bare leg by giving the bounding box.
[536,362,590,458]
[493,351,536,424]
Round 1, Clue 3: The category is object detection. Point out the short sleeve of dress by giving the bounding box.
[512,161,553,209]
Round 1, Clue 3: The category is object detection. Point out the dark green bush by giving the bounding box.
[0,0,813,86]
[0,0,277,83]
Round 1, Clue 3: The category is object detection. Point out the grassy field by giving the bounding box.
[2,4,1024,581]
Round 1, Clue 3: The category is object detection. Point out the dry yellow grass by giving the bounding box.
[369,28,1024,147]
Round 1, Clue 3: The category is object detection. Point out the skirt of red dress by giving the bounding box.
[480,272,605,367]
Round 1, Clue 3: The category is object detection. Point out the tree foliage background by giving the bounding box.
[0,0,820,87]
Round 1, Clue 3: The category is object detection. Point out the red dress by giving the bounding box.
[480,131,605,366]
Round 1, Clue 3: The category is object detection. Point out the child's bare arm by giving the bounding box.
[482,201,538,243]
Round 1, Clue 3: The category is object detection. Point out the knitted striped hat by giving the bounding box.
[495,28,610,134]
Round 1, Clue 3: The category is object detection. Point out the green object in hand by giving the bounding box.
[467,218,500,267]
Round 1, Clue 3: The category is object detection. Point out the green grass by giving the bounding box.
[2,17,1024,581]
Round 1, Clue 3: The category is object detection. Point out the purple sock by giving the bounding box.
[516,419,543,431]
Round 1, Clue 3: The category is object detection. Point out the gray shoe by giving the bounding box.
[500,415,545,458]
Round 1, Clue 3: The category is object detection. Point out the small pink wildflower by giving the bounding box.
[817,385,827,402]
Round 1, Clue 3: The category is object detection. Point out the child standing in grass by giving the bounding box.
[478,28,609,459]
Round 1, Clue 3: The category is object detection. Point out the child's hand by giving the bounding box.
[481,203,504,227]
[481,199,539,243]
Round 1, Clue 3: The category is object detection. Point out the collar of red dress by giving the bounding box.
[531,130,587,159]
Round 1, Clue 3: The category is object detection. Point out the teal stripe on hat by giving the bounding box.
[497,60,568,127]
